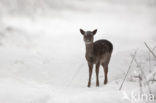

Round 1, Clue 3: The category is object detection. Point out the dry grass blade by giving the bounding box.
[119,50,137,90]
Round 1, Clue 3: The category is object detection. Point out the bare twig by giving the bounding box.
[144,42,156,59]
[148,52,151,73]
[138,74,143,95]
[134,58,152,94]
[151,73,156,84]
[119,51,137,90]
[150,80,156,82]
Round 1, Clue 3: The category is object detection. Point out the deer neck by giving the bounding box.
[85,43,94,58]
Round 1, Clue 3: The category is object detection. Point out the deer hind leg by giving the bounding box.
[102,64,108,85]
[95,63,100,87]
[88,63,93,87]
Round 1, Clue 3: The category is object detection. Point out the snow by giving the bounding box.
[0,0,156,103]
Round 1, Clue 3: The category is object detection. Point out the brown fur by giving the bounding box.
[80,29,113,87]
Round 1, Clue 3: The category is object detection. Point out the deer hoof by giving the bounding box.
[88,83,91,87]
[96,82,99,87]
[104,80,107,85]
[96,84,99,87]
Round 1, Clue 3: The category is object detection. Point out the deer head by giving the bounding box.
[80,29,97,44]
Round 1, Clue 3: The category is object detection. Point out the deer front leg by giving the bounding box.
[88,63,93,87]
[96,63,100,87]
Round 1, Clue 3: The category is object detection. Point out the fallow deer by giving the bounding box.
[80,29,113,87]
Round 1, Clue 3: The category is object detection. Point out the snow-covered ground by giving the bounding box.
[0,0,156,103]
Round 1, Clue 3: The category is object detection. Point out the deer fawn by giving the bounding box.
[80,29,113,87]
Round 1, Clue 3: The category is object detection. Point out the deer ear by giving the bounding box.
[80,29,85,35]
[92,29,97,35]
